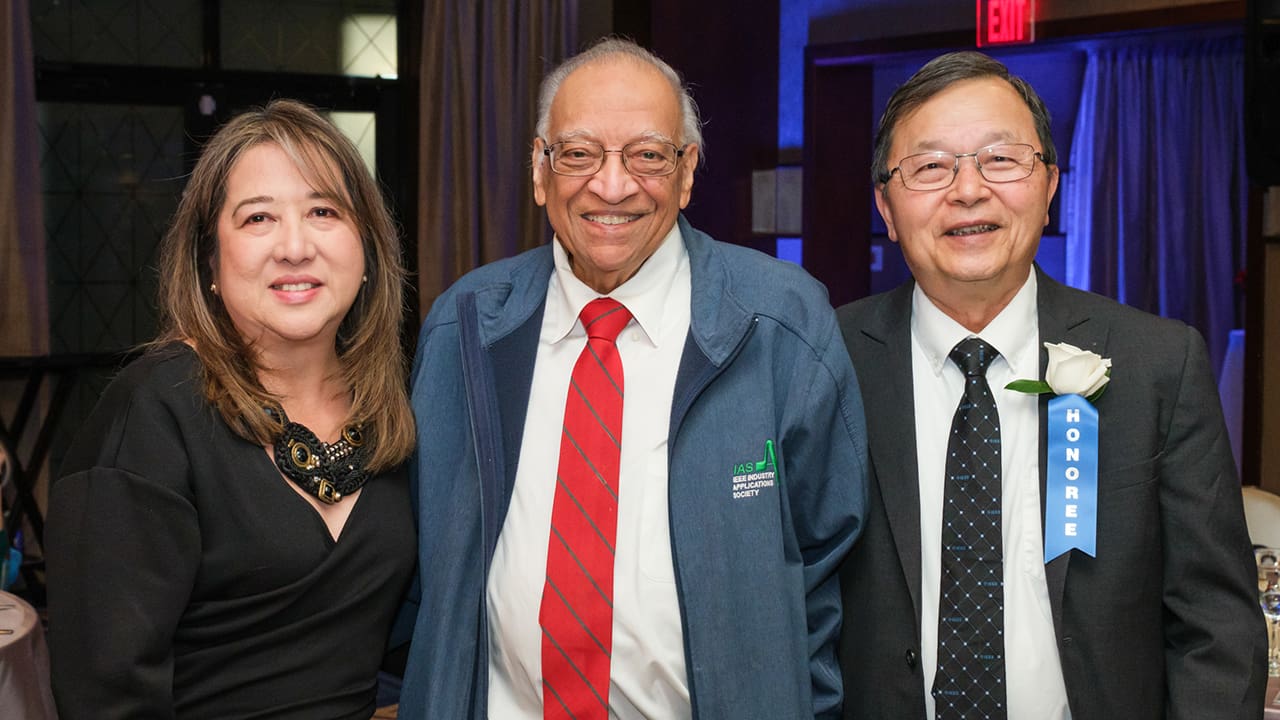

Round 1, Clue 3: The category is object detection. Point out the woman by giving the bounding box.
[46,99,416,719]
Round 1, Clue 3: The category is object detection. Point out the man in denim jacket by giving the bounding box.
[399,38,868,720]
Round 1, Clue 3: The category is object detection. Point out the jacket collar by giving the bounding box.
[1036,267,1107,356]
[469,245,554,347]
[680,214,756,366]
[470,214,755,364]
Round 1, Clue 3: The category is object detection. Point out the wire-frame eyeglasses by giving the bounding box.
[885,143,1048,191]
[542,140,687,177]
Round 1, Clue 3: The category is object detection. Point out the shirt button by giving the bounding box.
[905,649,917,668]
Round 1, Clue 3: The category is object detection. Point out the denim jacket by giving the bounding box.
[398,216,868,719]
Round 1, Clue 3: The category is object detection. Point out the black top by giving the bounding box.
[46,344,415,720]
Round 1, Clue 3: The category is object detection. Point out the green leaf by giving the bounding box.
[1084,369,1112,404]
[1005,379,1052,395]
[1085,384,1108,404]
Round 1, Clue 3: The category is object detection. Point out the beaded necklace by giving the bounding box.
[269,408,370,504]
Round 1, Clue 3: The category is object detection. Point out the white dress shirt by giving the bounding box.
[912,269,1071,720]
[486,224,693,720]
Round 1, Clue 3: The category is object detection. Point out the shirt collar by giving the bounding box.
[911,268,1039,378]
[547,222,686,346]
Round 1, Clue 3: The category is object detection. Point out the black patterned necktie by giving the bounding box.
[933,337,1006,720]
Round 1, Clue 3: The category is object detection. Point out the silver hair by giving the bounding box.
[535,37,704,155]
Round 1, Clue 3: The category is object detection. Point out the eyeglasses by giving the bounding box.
[542,140,687,177]
[886,143,1047,191]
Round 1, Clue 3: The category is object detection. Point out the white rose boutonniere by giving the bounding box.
[1006,341,1112,403]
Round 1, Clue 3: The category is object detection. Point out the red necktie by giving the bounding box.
[540,297,631,720]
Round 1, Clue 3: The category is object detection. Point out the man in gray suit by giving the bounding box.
[837,51,1265,719]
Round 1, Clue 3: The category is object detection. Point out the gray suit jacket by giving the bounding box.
[837,269,1266,720]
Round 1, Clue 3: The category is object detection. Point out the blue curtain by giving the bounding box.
[1063,33,1246,374]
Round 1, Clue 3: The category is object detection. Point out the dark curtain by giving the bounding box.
[416,0,578,319]
[1,0,47,357]
[1063,32,1246,374]
[2,0,51,585]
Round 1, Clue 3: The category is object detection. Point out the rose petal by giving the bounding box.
[1084,371,1111,398]
[1044,346,1072,388]
[1044,342,1076,368]
[1045,341,1085,354]
[1049,353,1104,395]
[1079,364,1109,397]
[1043,341,1112,397]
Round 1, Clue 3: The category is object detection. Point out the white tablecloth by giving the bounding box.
[0,591,57,719]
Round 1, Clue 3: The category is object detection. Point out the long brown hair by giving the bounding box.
[153,98,414,470]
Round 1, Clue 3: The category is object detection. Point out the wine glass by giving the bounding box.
[1256,548,1280,677]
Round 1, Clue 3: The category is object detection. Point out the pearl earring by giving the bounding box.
[362,275,368,283]
[210,282,218,294]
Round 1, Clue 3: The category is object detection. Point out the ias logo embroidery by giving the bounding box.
[731,439,777,500]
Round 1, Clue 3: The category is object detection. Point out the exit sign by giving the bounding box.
[977,0,1035,47]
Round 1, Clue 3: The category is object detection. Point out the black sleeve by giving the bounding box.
[1159,325,1268,719]
[46,371,201,720]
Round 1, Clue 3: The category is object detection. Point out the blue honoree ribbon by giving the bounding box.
[1044,394,1098,562]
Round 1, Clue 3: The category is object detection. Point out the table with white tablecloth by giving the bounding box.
[0,591,57,719]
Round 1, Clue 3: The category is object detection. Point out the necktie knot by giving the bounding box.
[950,337,999,377]
[580,297,632,342]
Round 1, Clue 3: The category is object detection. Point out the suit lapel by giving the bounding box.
[853,283,926,620]
[859,272,1111,639]
[1035,269,1109,631]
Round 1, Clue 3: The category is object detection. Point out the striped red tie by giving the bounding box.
[540,297,631,720]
